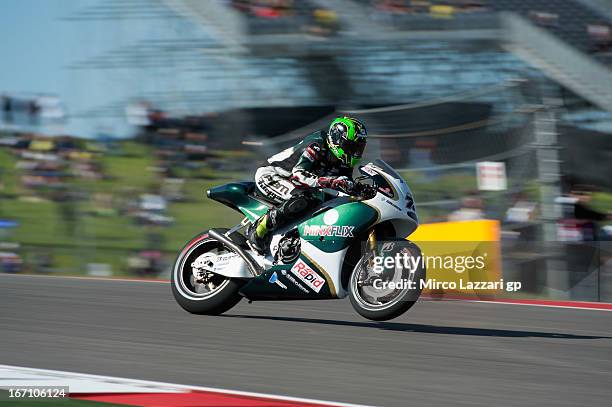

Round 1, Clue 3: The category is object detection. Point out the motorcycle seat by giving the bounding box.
[244,182,276,206]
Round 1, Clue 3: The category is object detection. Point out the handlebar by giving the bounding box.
[352,181,378,200]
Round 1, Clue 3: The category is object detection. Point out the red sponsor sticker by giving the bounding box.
[290,259,326,293]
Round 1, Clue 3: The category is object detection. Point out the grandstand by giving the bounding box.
[5,0,609,200]
[57,3,612,229]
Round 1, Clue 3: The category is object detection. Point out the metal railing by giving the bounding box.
[502,12,612,112]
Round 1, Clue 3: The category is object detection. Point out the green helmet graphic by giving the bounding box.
[327,116,367,167]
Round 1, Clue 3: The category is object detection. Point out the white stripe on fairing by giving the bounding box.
[0,365,373,407]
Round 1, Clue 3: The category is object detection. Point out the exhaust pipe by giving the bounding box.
[208,229,262,277]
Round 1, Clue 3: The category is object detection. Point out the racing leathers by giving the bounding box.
[250,130,355,251]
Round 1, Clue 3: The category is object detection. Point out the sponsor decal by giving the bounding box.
[214,253,237,265]
[303,225,354,238]
[381,242,395,252]
[281,270,310,293]
[211,253,238,273]
[290,259,326,293]
[384,198,403,211]
[378,186,394,198]
[361,165,378,177]
[268,272,287,289]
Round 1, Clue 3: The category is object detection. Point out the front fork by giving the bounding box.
[358,228,380,286]
[366,228,378,272]
[367,228,377,254]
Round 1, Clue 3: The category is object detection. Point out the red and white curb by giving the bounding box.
[0,365,372,407]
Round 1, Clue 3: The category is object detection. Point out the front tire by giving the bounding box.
[349,241,425,321]
[171,229,244,315]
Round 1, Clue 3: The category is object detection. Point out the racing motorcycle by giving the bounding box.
[171,159,425,321]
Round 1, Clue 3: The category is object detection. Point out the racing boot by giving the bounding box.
[247,214,270,254]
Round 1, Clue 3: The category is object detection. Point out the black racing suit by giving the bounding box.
[254,130,353,231]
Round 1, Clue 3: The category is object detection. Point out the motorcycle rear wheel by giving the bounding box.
[171,229,244,315]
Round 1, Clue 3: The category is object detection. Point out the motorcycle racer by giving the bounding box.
[247,116,368,253]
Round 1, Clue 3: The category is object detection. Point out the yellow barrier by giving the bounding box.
[430,5,454,19]
[409,220,502,295]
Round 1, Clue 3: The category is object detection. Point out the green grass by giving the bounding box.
[1,199,73,246]
[0,186,242,275]
[0,148,21,197]
[164,198,240,250]
[94,142,156,194]
[0,140,247,276]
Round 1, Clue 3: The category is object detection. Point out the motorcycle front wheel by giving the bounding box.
[349,241,425,321]
[171,229,244,315]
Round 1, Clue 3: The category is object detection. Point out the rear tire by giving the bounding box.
[171,229,244,315]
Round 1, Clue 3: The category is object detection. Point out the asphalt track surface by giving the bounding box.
[1,274,611,407]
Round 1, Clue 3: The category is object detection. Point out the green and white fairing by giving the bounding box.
[206,160,418,300]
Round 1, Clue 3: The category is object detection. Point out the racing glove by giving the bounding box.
[318,176,354,194]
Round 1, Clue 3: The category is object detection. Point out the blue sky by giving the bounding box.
[0,0,73,95]
[0,0,132,137]
[0,0,216,138]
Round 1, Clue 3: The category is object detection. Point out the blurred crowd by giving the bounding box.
[556,185,612,242]
[230,0,340,36]
[448,187,611,241]
[369,0,488,17]
[127,101,211,169]
[0,99,233,276]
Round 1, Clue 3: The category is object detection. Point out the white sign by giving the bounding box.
[476,161,507,191]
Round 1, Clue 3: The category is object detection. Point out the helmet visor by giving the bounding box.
[341,136,366,159]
